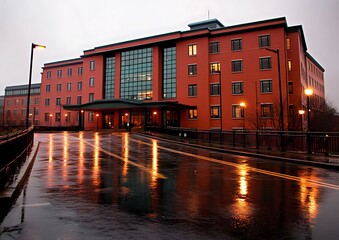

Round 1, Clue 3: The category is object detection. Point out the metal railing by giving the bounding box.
[146,126,339,155]
[0,127,34,190]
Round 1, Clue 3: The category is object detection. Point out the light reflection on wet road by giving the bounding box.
[1,132,339,240]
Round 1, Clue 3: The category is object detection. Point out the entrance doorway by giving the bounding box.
[104,113,114,129]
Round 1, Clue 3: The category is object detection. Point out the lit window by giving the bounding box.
[260,80,272,93]
[231,39,242,51]
[210,106,220,118]
[232,82,244,94]
[259,35,271,48]
[188,44,197,56]
[288,60,292,71]
[209,42,219,54]
[188,107,198,119]
[188,64,197,75]
[232,105,244,119]
[286,38,291,50]
[210,62,220,74]
[259,57,272,70]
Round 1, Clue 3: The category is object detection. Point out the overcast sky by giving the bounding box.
[1,0,338,108]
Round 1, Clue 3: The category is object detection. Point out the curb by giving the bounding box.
[0,142,40,201]
[138,133,339,170]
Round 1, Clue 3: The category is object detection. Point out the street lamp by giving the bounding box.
[265,48,284,132]
[298,109,305,131]
[240,102,246,130]
[153,111,157,125]
[26,43,46,128]
[304,88,313,131]
[96,113,99,130]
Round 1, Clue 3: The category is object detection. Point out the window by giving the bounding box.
[210,106,221,118]
[288,60,292,71]
[231,39,242,51]
[7,100,11,106]
[56,98,61,106]
[35,98,40,105]
[261,104,273,118]
[57,70,62,78]
[210,62,220,74]
[47,71,51,79]
[78,67,83,75]
[66,97,71,105]
[259,35,271,47]
[65,112,71,122]
[259,57,272,70]
[67,82,72,91]
[188,64,197,76]
[162,47,176,99]
[22,98,26,106]
[57,84,62,92]
[77,96,82,105]
[288,81,293,94]
[68,68,72,76]
[232,82,244,94]
[46,84,51,92]
[231,60,243,72]
[13,110,18,117]
[77,81,82,90]
[56,112,61,122]
[89,77,95,87]
[210,83,220,96]
[90,61,95,71]
[89,93,94,102]
[232,105,244,119]
[88,112,94,122]
[260,80,272,93]
[188,44,197,56]
[188,107,197,119]
[286,38,291,50]
[105,56,116,99]
[188,84,197,97]
[44,113,50,122]
[209,42,220,54]
[45,98,50,106]
[14,99,19,105]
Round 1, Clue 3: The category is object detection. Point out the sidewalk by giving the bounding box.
[139,132,339,170]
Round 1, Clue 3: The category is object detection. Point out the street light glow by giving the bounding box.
[240,102,246,107]
[305,88,314,96]
[33,44,47,49]
[299,110,305,115]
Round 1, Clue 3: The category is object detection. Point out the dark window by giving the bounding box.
[231,39,242,51]
[66,97,71,105]
[188,64,197,75]
[210,106,220,118]
[259,57,272,70]
[89,93,94,102]
[259,35,271,47]
[232,82,244,94]
[188,107,198,119]
[56,98,61,106]
[45,98,50,106]
[260,80,272,93]
[68,68,72,76]
[47,71,51,79]
[288,81,293,94]
[44,113,50,122]
[56,112,61,122]
[46,84,51,92]
[57,70,62,78]
[77,96,82,105]
[78,67,83,75]
[209,42,220,54]
[210,83,220,95]
[57,84,62,92]
[232,60,243,72]
[67,82,72,91]
[89,77,94,87]
[77,82,82,90]
[188,84,197,97]
[261,104,273,118]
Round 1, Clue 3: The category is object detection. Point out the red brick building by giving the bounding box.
[4,17,325,131]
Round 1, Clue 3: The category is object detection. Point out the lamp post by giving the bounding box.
[240,102,246,130]
[26,43,46,129]
[96,113,99,130]
[305,88,313,154]
[153,111,157,125]
[298,109,305,131]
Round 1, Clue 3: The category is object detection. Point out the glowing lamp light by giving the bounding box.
[304,88,313,96]
[240,102,246,107]
[299,110,305,115]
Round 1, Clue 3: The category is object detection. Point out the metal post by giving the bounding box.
[26,44,34,129]
[307,95,311,154]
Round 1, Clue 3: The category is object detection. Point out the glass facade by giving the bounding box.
[105,56,116,99]
[163,47,176,98]
[120,48,153,100]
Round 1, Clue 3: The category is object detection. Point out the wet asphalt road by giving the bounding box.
[1,132,339,240]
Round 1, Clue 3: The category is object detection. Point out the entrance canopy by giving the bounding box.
[63,99,190,112]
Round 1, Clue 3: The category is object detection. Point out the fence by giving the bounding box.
[146,126,339,155]
[0,127,34,190]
